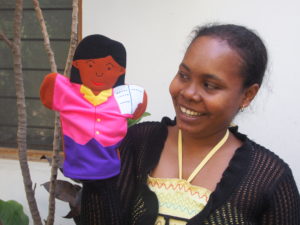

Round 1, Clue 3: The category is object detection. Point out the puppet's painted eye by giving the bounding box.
[106,63,113,71]
[87,60,94,68]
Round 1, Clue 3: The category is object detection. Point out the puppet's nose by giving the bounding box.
[96,72,103,77]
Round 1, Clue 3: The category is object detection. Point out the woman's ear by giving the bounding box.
[241,83,260,108]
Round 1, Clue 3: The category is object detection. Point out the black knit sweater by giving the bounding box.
[82,117,300,225]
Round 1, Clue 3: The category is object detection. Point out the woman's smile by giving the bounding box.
[179,105,206,117]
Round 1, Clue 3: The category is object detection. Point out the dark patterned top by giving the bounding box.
[81,117,300,225]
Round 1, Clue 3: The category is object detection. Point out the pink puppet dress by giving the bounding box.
[40,34,147,180]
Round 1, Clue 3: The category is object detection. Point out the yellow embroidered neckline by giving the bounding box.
[147,175,211,220]
[80,85,112,106]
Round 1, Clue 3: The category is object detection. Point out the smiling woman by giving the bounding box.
[81,24,300,225]
[169,36,256,138]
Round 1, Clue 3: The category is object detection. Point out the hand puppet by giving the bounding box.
[40,34,147,180]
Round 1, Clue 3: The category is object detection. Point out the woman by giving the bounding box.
[82,24,300,225]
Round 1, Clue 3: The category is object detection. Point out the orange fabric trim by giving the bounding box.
[40,73,57,109]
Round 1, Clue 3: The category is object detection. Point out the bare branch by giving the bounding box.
[32,1,58,225]
[33,183,37,193]
[11,0,43,224]
[32,0,79,224]
[64,0,79,77]
[47,0,79,223]
[0,32,14,49]
[32,0,57,73]
[45,112,61,225]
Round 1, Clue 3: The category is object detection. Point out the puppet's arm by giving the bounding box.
[40,72,57,109]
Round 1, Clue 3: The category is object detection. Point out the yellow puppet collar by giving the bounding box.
[80,85,112,106]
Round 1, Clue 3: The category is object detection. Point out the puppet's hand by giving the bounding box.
[132,91,147,119]
[114,85,147,118]
[40,72,57,109]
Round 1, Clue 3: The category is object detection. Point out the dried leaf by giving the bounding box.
[64,207,81,224]
[40,155,51,165]
[63,205,79,219]
[42,180,81,207]
[63,189,81,221]
[40,154,64,169]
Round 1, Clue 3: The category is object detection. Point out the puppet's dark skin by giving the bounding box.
[72,56,125,95]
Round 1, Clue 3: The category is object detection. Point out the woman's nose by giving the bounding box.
[181,83,202,102]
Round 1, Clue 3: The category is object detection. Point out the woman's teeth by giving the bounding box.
[180,106,202,116]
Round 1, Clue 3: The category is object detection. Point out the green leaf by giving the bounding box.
[0,199,29,225]
[127,112,151,127]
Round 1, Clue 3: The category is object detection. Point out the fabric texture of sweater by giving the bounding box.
[82,117,300,225]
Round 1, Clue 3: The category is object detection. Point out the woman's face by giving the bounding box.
[169,36,256,136]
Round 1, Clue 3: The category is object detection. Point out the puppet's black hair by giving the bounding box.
[70,34,126,87]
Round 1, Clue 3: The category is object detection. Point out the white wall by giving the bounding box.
[0,159,76,225]
[82,0,300,186]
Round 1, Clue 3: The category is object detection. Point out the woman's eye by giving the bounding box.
[89,64,93,68]
[204,82,218,90]
[107,66,112,71]
[178,72,189,80]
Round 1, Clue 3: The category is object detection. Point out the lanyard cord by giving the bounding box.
[178,129,229,183]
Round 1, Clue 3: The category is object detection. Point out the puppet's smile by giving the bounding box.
[92,81,104,86]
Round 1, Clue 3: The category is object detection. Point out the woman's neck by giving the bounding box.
[172,126,229,155]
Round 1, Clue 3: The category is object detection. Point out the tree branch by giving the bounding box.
[33,0,79,225]
[12,0,43,224]
[46,112,61,225]
[32,0,57,73]
[32,1,59,225]
[32,1,59,224]
[64,0,79,77]
[0,31,14,49]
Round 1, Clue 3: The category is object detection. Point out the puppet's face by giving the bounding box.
[73,56,125,94]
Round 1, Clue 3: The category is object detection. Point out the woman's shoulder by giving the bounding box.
[232,126,292,180]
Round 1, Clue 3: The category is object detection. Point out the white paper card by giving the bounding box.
[114,85,144,114]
